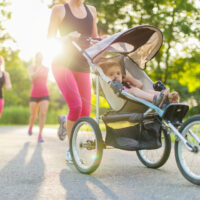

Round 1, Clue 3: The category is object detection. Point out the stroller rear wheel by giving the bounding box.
[70,117,104,174]
[175,115,200,185]
[136,128,171,168]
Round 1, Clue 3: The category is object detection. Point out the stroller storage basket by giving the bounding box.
[105,118,162,151]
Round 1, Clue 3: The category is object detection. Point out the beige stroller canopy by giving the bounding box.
[85,25,163,69]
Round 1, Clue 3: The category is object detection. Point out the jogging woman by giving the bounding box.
[47,0,99,162]
[0,56,12,118]
[28,52,49,143]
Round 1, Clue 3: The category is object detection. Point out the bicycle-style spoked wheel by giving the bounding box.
[70,117,104,174]
[175,115,200,185]
[136,128,171,168]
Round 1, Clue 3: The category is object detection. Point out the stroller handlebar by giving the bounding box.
[79,35,102,44]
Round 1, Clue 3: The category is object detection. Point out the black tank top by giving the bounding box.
[59,3,93,37]
[54,3,93,72]
[0,72,5,98]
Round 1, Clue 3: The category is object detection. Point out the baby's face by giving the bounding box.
[105,65,122,83]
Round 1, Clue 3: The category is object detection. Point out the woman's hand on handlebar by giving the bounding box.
[88,35,108,44]
[68,31,81,40]
[61,31,81,43]
[100,35,108,40]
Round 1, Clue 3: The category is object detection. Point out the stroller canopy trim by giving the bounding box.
[85,25,163,69]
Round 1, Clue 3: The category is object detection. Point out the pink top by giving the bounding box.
[30,66,49,97]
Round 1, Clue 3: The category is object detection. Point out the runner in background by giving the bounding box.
[28,52,50,143]
[0,56,12,118]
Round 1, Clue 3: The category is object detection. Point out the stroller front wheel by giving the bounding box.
[175,115,200,185]
[136,128,171,168]
[70,117,104,174]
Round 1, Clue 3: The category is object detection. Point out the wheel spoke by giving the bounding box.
[136,129,171,168]
[70,117,103,174]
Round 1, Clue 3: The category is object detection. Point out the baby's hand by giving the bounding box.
[122,74,129,82]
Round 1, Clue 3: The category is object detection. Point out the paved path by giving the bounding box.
[0,126,200,200]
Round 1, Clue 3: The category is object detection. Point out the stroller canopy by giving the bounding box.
[85,25,163,69]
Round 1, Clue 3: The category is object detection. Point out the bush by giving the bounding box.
[0,106,30,124]
[46,106,68,124]
[187,106,200,117]
[0,105,109,125]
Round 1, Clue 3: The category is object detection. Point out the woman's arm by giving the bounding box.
[29,66,43,80]
[47,5,80,43]
[88,5,99,38]
[124,71,143,89]
[47,5,65,38]
[4,72,12,90]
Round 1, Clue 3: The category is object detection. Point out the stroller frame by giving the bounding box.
[69,25,200,185]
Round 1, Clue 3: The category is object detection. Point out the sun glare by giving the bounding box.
[6,0,51,61]
[42,38,64,67]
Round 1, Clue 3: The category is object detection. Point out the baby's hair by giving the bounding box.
[99,58,122,75]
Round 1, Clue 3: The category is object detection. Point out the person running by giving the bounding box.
[0,56,12,118]
[47,0,99,163]
[28,52,50,143]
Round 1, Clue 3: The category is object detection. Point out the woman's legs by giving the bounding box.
[52,66,91,141]
[38,100,49,137]
[65,70,91,141]
[52,67,81,141]
[0,98,4,118]
[74,71,91,118]
[29,101,40,134]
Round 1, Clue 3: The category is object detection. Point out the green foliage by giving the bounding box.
[0,105,68,125]
[3,51,31,107]
[0,106,30,124]
[0,0,13,52]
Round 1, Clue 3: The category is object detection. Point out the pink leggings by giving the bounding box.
[0,98,4,117]
[52,66,91,121]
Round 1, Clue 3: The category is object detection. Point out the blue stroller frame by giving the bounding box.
[69,25,200,185]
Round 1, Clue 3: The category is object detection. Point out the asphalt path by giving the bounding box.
[0,126,200,200]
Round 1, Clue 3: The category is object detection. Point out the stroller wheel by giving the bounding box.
[175,115,200,185]
[136,128,171,168]
[70,117,104,174]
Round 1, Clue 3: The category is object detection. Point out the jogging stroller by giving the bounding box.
[69,25,200,185]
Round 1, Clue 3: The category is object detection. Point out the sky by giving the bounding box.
[6,0,52,61]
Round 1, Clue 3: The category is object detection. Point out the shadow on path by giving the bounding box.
[0,142,44,200]
[60,166,120,200]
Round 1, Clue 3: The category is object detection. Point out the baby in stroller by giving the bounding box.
[99,57,179,108]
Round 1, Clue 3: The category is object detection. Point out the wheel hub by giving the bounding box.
[80,140,96,150]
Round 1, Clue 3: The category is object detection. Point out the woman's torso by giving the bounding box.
[0,72,5,99]
[54,3,93,72]
[59,3,93,39]
[30,66,49,97]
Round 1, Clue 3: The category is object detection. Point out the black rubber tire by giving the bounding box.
[175,115,200,185]
[70,117,104,174]
[136,128,171,168]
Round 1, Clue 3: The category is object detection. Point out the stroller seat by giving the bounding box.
[99,55,154,113]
